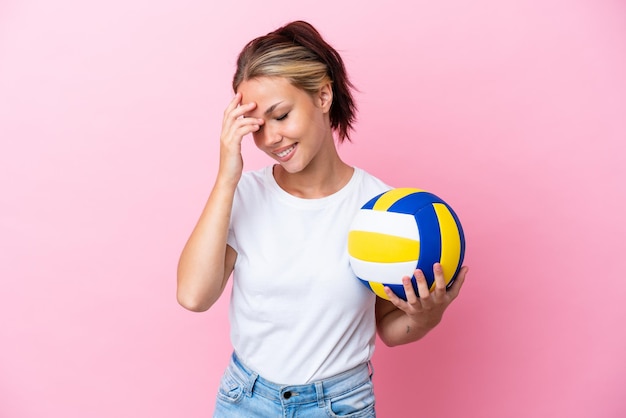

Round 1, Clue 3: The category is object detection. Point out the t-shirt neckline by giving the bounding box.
[263,165,362,209]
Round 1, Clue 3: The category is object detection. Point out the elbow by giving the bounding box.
[177,291,212,312]
[384,340,401,348]
[176,267,222,312]
[376,323,428,348]
[377,333,401,348]
[176,280,217,312]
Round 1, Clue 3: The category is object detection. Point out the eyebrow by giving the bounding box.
[264,101,284,116]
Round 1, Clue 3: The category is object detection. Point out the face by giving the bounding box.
[237,76,333,174]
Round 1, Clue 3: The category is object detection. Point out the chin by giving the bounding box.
[279,164,303,174]
[277,159,307,174]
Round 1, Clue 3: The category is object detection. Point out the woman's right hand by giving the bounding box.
[218,92,264,185]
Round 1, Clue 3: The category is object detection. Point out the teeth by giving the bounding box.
[276,144,295,158]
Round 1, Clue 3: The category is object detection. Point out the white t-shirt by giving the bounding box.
[226,166,390,384]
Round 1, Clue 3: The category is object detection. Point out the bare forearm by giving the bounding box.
[177,93,265,311]
[377,307,439,347]
[177,179,237,312]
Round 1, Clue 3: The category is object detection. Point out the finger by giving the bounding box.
[222,115,263,143]
[401,276,419,305]
[446,266,468,299]
[223,97,258,124]
[383,285,408,310]
[413,269,431,301]
[223,93,243,117]
[432,263,448,296]
[232,102,259,121]
[234,116,264,132]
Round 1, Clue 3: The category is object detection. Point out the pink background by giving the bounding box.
[1,0,625,417]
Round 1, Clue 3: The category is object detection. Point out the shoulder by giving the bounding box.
[238,166,267,185]
[231,167,273,209]
[353,167,392,196]
[236,166,270,193]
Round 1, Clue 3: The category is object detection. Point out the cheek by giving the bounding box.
[283,121,301,138]
[283,114,310,138]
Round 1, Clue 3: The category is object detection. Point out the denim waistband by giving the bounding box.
[229,352,374,407]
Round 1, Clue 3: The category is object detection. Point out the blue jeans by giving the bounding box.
[213,352,376,417]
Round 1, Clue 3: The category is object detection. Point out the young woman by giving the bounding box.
[177,20,468,417]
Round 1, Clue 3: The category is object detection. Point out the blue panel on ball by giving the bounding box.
[388,191,444,215]
[414,204,442,294]
[447,205,466,286]
[358,277,416,302]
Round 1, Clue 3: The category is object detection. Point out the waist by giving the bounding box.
[230,351,374,405]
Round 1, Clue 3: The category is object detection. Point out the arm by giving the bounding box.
[176,93,264,312]
[375,263,468,346]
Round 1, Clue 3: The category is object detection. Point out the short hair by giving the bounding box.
[232,21,357,142]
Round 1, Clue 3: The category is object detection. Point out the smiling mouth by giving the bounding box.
[274,144,296,158]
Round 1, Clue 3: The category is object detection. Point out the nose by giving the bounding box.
[256,123,282,147]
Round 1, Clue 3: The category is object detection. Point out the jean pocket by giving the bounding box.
[216,367,245,404]
[326,379,376,417]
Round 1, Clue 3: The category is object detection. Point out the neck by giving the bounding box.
[273,144,354,199]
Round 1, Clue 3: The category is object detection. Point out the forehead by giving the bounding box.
[237,77,303,105]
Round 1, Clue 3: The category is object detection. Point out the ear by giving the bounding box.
[317,82,333,113]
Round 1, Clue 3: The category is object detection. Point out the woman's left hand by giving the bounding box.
[383,263,468,331]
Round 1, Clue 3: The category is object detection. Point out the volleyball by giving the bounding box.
[348,188,465,301]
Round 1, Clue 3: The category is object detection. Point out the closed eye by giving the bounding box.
[276,113,289,121]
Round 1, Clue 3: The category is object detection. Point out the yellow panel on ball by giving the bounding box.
[433,202,463,287]
[347,231,419,263]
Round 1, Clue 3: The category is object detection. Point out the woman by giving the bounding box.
[177,20,468,417]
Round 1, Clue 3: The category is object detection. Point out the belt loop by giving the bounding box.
[244,371,259,397]
[315,381,324,408]
[233,352,258,398]
[367,360,375,378]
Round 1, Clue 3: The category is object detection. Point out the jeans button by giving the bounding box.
[283,391,292,399]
